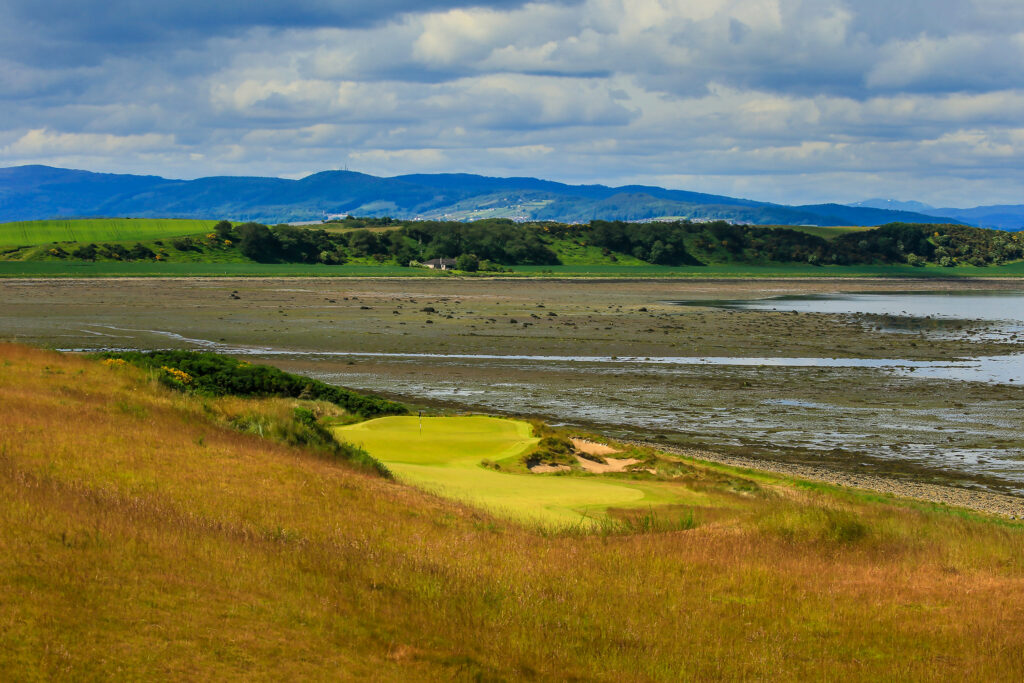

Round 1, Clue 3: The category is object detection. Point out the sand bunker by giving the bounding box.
[570,438,621,457]
[529,464,572,473]
[574,455,641,473]
[569,438,642,473]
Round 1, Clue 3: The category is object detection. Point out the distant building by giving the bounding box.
[422,257,456,270]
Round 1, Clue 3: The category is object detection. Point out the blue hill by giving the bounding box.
[0,165,962,227]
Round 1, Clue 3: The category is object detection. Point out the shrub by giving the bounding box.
[228,405,391,478]
[100,350,407,419]
[71,244,98,260]
[128,243,156,260]
[523,435,577,468]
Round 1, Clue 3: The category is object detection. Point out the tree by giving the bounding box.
[235,222,281,262]
[456,253,480,272]
[213,220,234,240]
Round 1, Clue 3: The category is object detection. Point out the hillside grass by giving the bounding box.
[0,218,219,248]
[546,237,648,265]
[760,225,874,240]
[2,344,1024,678]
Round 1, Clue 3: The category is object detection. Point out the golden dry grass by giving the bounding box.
[2,343,1024,680]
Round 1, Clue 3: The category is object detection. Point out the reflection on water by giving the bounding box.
[668,290,1024,343]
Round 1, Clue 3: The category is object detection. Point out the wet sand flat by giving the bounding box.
[3,276,1023,498]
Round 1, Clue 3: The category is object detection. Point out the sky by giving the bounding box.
[1,0,1022,207]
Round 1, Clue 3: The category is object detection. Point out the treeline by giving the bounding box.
[562,220,1024,267]
[38,216,1024,269]
[102,350,408,418]
[214,218,559,268]
[399,220,559,266]
[834,224,1024,267]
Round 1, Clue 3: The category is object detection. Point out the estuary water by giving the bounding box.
[668,290,1024,343]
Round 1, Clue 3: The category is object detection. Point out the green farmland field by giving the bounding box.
[0,218,219,248]
[334,415,698,526]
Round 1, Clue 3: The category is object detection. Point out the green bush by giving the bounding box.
[523,435,577,468]
[230,407,392,478]
[100,350,407,419]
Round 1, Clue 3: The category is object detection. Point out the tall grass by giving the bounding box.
[1,343,1023,679]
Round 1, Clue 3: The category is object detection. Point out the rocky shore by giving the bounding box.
[638,441,1024,519]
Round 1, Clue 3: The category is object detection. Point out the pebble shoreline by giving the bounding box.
[632,440,1024,519]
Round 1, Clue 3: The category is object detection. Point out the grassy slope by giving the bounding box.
[761,225,874,240]
[0,218,219,248]
[3,344,1024,679]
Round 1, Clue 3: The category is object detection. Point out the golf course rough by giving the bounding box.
[333,415,685,526]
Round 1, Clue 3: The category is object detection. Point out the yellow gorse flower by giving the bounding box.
[160,366,193,384]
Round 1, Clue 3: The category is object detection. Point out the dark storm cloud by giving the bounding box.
[0,0,556,66]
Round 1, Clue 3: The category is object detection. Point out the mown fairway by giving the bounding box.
[0,218,218,247]
[337,416,705,525]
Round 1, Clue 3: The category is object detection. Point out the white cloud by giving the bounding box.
[4,128,174,155]
[867,32,1024,91]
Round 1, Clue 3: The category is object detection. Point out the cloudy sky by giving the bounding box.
[1,0,1022,206]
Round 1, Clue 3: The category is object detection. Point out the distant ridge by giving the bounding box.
[0,164,965,227]
[850,198,1024,231]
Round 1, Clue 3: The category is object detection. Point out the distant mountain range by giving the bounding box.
[0,164,1015,228]
[849,199,1024,231]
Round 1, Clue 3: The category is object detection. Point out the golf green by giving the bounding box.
[334,415,695,526]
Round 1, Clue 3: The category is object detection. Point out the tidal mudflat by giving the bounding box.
[3,277,1023,496]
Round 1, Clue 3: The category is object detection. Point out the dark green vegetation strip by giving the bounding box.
[101,350,407,418]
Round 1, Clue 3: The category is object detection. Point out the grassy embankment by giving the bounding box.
[3,344,1024,678]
